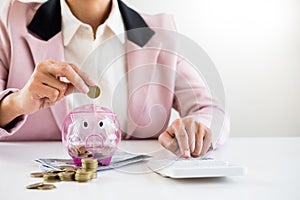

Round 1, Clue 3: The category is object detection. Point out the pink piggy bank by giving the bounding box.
[62,104,121,166]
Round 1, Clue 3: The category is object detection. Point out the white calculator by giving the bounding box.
[148,158,247,178]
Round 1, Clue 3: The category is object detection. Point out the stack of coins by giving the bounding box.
[58,171,76,181]
[27,159,99,189]
[74,169,93,182]
[81,158,98,179]
[43,169,63,183]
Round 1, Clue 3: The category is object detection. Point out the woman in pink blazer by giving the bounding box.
[0,0,229,158]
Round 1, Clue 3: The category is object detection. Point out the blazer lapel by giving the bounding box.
[25,32,64,66]
[25,32,68,130]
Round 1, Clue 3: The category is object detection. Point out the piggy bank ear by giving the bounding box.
[70,113,82,121]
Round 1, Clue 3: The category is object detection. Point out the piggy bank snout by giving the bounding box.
[76,118,118,147]
[86,134,104,149]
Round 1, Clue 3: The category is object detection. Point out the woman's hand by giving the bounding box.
[17,59,95,114]
[0,60,94,127]
[158,118,212,158]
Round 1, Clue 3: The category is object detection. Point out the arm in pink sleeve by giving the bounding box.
[172,59,230,149]
[0,1,28,138]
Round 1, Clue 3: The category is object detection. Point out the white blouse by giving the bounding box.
[61,0,128,132]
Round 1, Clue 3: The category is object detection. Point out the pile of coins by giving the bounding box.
[76,158,98,181]
[27,158,99,190]
[69,144,92,158]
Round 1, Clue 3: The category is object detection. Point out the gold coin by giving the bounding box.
[43,179,61,183]
[43,173,60,183]
[82,158,98,164]
[82,158,98,172]
[43,173,59,179]
[30,172,45,178]
[47,169,64,174]
[37,184,56,190]
[26,182,44,189]
[87,85,101,99]
[59,165,77,171]
[75,169,92,182]
[91,172,97,179]
[75,169,92,176]
[58,171,75,181]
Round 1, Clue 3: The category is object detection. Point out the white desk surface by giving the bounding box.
[0,137,299,200]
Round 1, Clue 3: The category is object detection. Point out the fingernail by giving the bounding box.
[88,78,97,86]
[184,150,191,158]
[82,85,89,93]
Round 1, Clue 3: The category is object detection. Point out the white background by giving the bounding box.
[1,0,299,137]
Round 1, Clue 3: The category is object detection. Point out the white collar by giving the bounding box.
[61,0,125,46]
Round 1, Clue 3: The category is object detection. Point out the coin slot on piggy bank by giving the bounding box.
[62,104,121,166]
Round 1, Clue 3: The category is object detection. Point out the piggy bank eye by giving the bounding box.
[99,121,104,128]
[82,121,89,129]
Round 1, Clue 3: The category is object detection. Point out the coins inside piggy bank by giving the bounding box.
[87,85,101,99]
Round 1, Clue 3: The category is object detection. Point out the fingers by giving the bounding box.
[191,122,205,157]
[38,73,68,101]
[172,119,191,158]
[200,130,212,156]
[184,118,196,153]
[159,118,212,158]
[47,62,89,93]
[40,60,93,94]
[191,122,212,157]
[17,59,95,115]
[68,63,96,86]
[33,83,60,103]
[64,84,75,96]
[158,131,180,156]
[159,119,190,158]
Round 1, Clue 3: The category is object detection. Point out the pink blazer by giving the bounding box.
[0,0,229,147]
